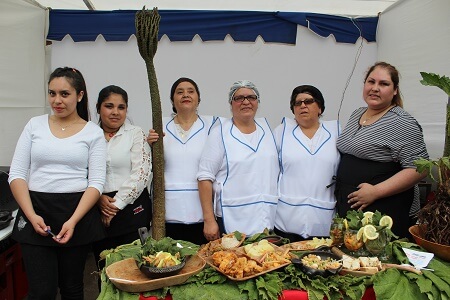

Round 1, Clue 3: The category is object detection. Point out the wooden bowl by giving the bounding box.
[409,225,450,262]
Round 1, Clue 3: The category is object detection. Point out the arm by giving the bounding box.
[348,168,427,210]
[349,115,429,210]
[8,118,51,237]
[198,180,220,240]
[10,179,49,236]
[197,120,225,240]
[112,128,151,209]
[56,187,102,243]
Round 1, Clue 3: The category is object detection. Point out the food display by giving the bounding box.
[198,232,246,258]
[136,237,197,279]
[340,210,396,259]
[300,254,342,270]
[142,251,182,268]
[205,241,293,280]
[329,218,345,246]
[281,237,333,251]
[341,255,382,274]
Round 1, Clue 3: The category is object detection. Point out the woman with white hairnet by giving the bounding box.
[197,80,280,240]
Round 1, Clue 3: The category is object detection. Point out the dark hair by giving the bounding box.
[48,67,90,121]
[364,61,403,108]
[289,85,325,115]
[96,85,128,125]
[170,77,201,113]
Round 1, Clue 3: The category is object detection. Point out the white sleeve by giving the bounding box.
[87,128,107,194]
[113,128,152,209]
[8,119,33,183]
[197,121,225,182]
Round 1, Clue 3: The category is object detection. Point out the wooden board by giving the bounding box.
[106,255,206,293]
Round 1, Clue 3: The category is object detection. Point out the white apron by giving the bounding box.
[164,115,215,224]
[275,118,340,238]
[214,117,280,235]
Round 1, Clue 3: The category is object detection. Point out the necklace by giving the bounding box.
[361,105,393,125]
[174,115,196,139]
[52,117,79,131]
[104,129,119,137]
[175,123,191,139]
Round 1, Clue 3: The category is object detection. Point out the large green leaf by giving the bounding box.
[420,72,450,96]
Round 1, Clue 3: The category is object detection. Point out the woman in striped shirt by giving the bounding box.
[335,62,428,239]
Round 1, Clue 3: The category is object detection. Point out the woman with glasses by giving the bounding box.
[197,80,280,240]
[147,77,216,245]
[273,85,340,242]
[335,62,428,239]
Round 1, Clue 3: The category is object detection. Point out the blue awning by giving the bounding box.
[47,9,378,44]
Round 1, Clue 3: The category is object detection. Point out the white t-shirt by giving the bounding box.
[9,114,106,194]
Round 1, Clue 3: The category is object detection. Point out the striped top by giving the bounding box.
[337,106,428,168]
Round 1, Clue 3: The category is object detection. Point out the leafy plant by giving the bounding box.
[414,157,450,245]
[415,72,450,245]
[420,72,450,157]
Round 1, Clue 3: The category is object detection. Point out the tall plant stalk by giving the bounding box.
[136,7,165,240]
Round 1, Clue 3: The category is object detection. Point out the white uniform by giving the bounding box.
[274,118,340,238]
[164,115,216,224]
[213,117,280,235]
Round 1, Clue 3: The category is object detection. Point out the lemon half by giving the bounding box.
[379,215,393,229]
[363,224,379,240]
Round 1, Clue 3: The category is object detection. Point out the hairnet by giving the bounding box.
[228,80,260,103]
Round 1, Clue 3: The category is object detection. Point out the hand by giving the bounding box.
[54,220,77,244]
[203,219,220,241]
[101,214,114,227]
[29,214,49,236]
[98,195,119,217]
[347,183,379,210]
[147,129,160,145]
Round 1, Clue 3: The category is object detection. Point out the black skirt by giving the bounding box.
[103,188,152,237]
[12,191,106,247]
[335,153,413,239]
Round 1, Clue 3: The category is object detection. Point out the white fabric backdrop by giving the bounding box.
[378,0,450,159]
[49,26,376,141]
[0,0,48,166]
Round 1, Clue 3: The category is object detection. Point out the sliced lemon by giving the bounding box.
[363,211,374,221]
[363,224,379,240]
[356,227,364,241]
[361,216,370,226]
[343,219,349,230]
[379,215,393,229]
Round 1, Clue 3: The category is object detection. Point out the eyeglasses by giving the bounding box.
[232,95,258,103]
[293,98,315,106]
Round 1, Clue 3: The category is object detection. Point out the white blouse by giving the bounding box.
[104,122,151,210]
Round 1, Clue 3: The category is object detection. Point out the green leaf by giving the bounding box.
[420,72,450,96]
[373,268,424,299]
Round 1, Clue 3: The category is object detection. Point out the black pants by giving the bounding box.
[21,243,90,300]
[166,222,208,246]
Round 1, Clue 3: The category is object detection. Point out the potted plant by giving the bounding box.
[410,73,450,261]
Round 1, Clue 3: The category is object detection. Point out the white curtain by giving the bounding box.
[0,0,48,165]
[377,0,450,159]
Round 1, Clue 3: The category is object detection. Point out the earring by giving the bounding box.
[78,99,82,102]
